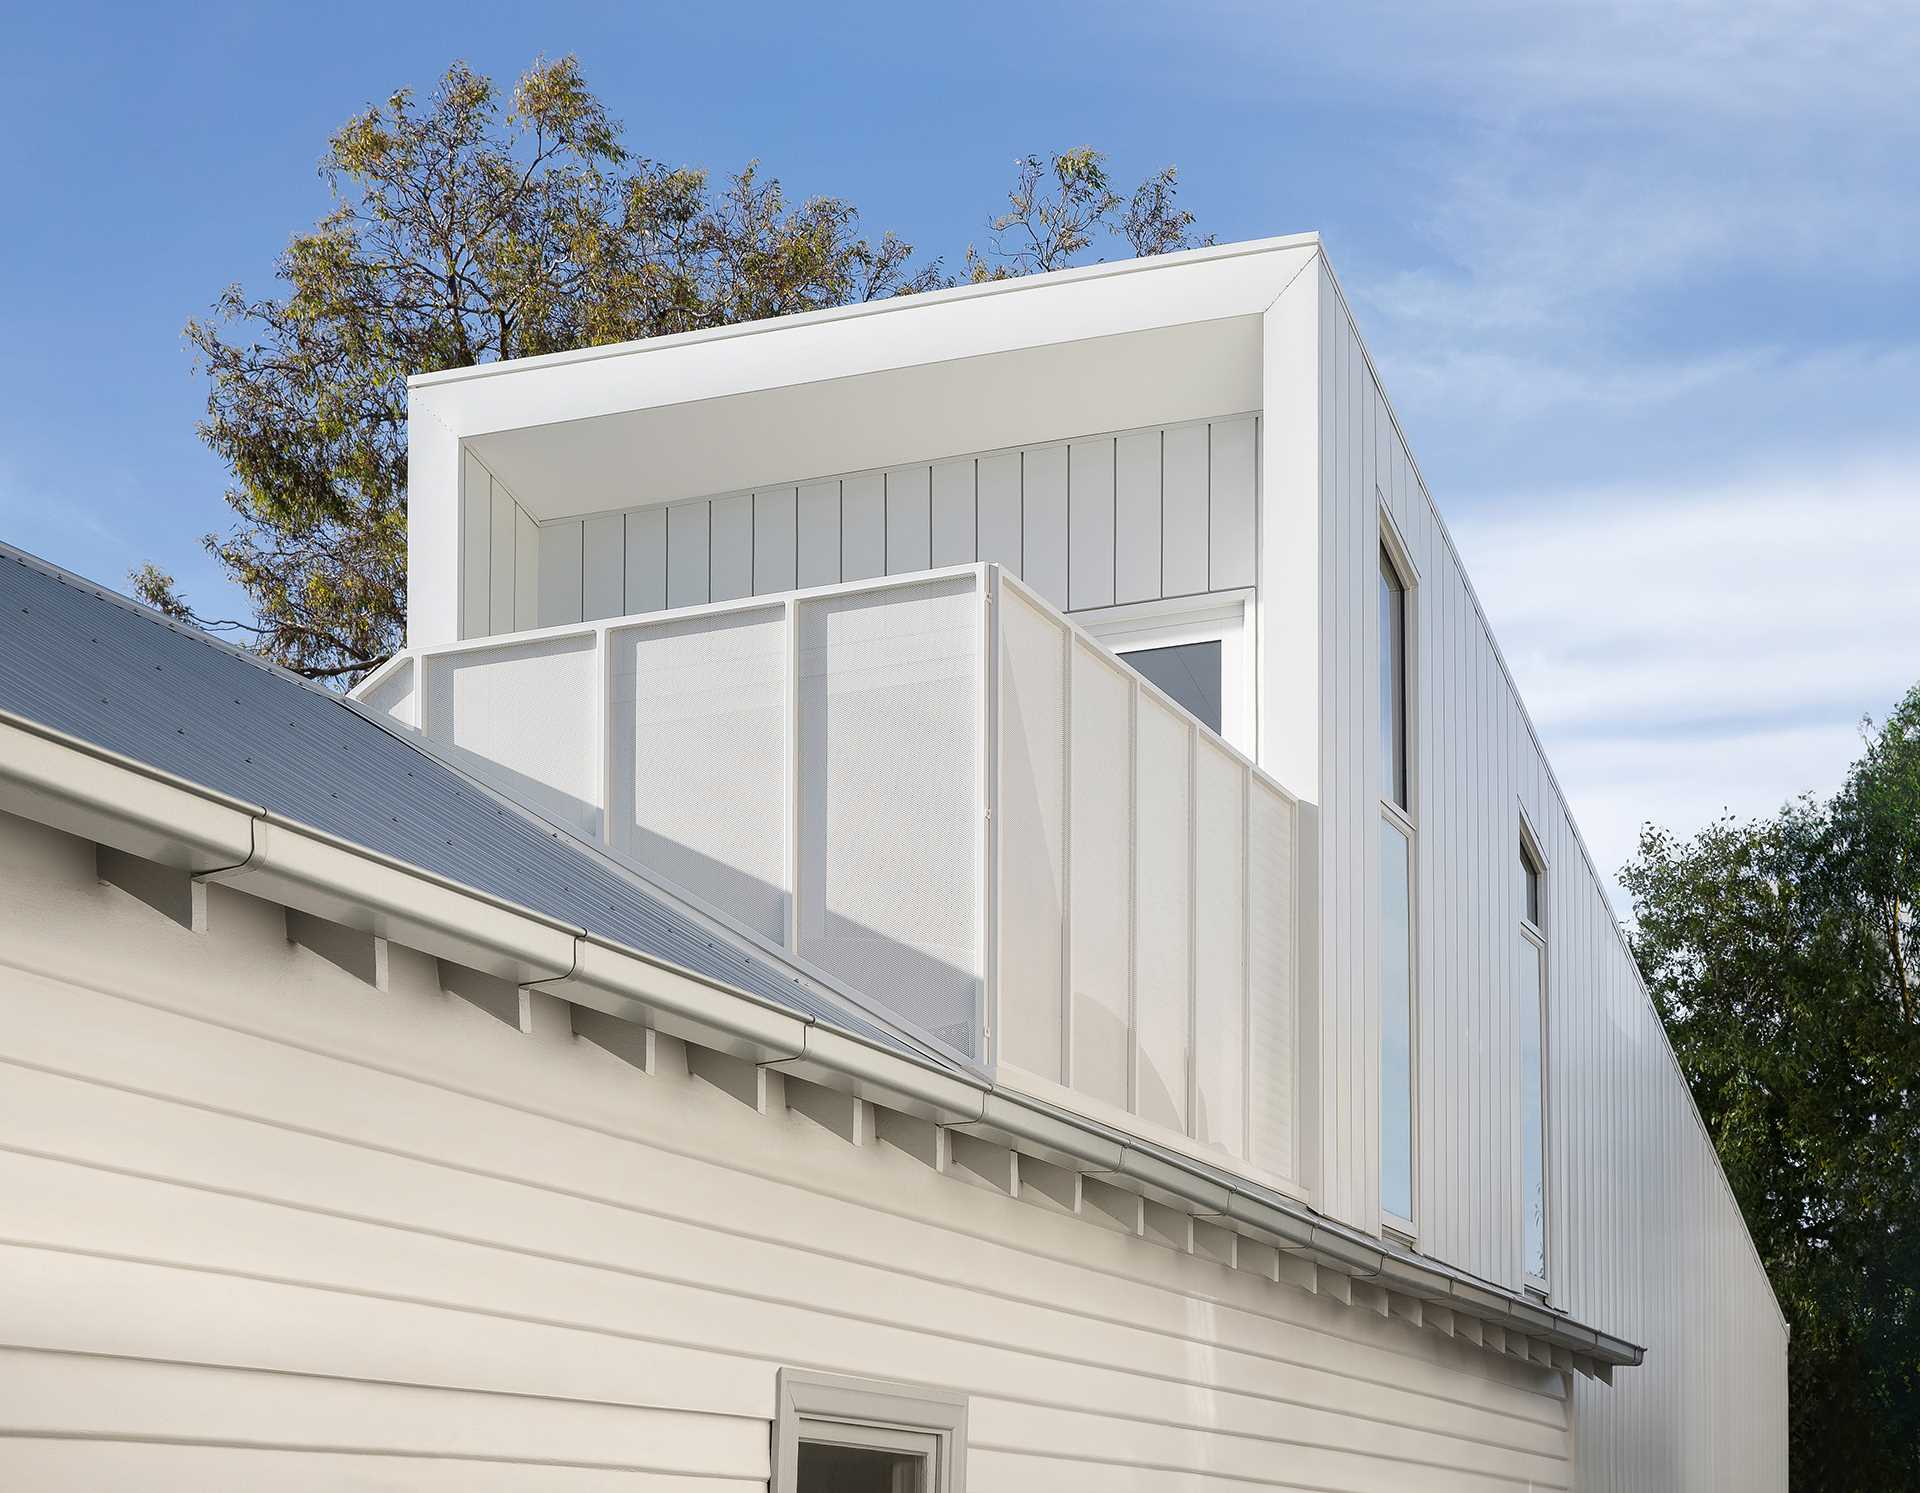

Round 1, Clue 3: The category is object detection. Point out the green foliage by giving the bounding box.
[146,58,1206,683]
[1623,683,1920,1490]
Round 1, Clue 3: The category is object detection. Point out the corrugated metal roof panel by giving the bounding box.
[0,546,941,1063]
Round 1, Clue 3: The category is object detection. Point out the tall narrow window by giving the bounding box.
[1379,537,1415,1232]
[1379,549,1408,811]
[1520,835,1548,1286]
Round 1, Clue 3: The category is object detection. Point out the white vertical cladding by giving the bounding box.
[476,416,1257,645]
[884,465,932,576]
[408,401,463,648]
[987,571,1301,1189]
[1312,257,1788,1488]
[993,584,1068,1081]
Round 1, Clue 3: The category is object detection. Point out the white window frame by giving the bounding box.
[1076,589,1254,756]
[1378,511,1420,1242]
[773,1369,968,1493]
[1518,809,1551,1296]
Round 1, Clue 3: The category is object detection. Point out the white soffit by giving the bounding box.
[469,317,1266,519]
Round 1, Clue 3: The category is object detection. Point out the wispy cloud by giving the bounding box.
[1456,451,1920,904]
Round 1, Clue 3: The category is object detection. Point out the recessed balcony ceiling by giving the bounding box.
[465,317,1265,522]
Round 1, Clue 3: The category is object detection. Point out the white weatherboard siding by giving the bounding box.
[482,414,1259,635]
[0,807,1572,1492]
[1301,256,1788,1490]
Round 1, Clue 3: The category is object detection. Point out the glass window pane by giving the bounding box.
[1379,551,1407,810]
[799,1441,926,1493]
[1120,640,1222,734]
[1380,818,1413,1222]
[1521,842,1541,926]
[1520,935,1546,1280]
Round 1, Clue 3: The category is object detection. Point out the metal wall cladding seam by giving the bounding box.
[0,549,920,1058]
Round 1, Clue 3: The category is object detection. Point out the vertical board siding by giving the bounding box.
[796,481,841,589]
[462,418,1256,639]
[840,472,886,582]
[930,460,977,568]
[666,503,709,610]
[884,466,933,576]
[1020,446,1070,610]
[753,489,798,596]
[1313,269,1787,1491]
[1160,422,1210,597]
[0,807,1576,1493]
[581,514,625,621]
[536,520,584,629]
[708,495,754,604]
[624,508,668,617]
[1067,439,1117,611]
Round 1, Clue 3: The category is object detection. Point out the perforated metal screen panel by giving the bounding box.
[421,634,600,838]
[797,577,982,1058]
[610,607,789,942]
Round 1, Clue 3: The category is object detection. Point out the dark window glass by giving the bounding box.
[798,1441,925,1493]
[1380,549,1408,809]
[1522,842,1542,926]
[1120,640,1222,734]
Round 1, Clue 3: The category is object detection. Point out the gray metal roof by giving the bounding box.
[0,544,942,1063]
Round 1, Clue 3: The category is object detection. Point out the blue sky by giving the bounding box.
[4,1,1916,899]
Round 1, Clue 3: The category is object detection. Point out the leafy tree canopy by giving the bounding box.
[138,56,1208,682]
[1623,682,1920,1490]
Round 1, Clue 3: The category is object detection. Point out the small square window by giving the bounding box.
[774,1370,967,1493]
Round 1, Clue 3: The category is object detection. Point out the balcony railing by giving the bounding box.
[356,564,1301,1186]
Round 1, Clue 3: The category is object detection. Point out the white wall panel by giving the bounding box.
[976,450,1023,574]
[1247,778,1295,1177]
[667,502,709,609]
[488,480,516,628]
[625,506,668,616]
[753,489,798,595]
[1209,414,1257,591]
[885,465,932,575]
[582,514,625,621]
[1133,694,1191,1133]
[514,504,539,631]
[1161,423,1210,597]
[840,472,885,582]
[995,585,1068,1081]
[1068,642,1132,1108]
[930,458,976,568]
[1192,740,1246,1156]
[1020,445,1070,610]
[461,451,491,638]
[796,480,840,589]
[1114,428,1162,605]
[708,494,754,603]
[536,520,584,628]
[1068,438,1116,611]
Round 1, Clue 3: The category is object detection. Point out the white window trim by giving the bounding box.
[773,1369,968,1493]
[1518,809,1550,1295]
[1077,589,1254,756]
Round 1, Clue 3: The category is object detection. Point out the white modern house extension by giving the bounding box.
[0,234,1786,1490]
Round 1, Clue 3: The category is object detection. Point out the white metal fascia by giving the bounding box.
[409,239,1318,439]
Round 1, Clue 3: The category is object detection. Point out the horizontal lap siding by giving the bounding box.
[0,810,1568,1492]
[1313,263,1788,1491]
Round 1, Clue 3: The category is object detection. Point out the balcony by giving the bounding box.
[357,564,1302,1189]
